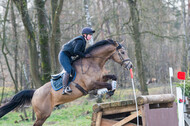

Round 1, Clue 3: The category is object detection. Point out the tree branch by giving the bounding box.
[2,0,18,93]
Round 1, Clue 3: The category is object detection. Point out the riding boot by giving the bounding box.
[62,72,72,95]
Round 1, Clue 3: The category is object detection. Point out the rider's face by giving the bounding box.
[86,34,92,40]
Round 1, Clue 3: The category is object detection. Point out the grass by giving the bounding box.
[0,85,176,126]
[44,100,93,126]
[0,99,94,126]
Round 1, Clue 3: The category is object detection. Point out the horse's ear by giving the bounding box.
[112,40,118,46]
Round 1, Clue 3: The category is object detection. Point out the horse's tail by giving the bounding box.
[0,89,35,118]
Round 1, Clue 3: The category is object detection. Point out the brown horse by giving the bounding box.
[0,39,132,126]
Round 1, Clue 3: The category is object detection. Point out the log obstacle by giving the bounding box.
[91,94,178,126]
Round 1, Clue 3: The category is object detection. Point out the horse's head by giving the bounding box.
[110,40,133,70]
[84,39,133,70]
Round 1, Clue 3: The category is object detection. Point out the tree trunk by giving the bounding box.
[96,0,105,40]
[49,0,64,74]
[13,0,42,87]
[83,0,94,45]
[188,0,190,75]
[0,60,5,105]
[10,0,19,92]
[127,0,149,95]
[113,0,121,40]
[2,0,19,93]
[181,0,188,73]
[35,0,51,83]
[51,0,62,73]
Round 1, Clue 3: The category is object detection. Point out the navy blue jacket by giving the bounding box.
[61,36,86,58]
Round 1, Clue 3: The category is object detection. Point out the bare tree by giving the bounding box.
[13,0,42,87]
[83,0,94,44]
[188,0,190,73]
[181,0,188,72]
[1,0,19,93]
[0,60,5,105]
[49,0,64,74]
[0,0,187,97]
[10,0,19,92]
[127,0,148,95]
[35,0,51,83]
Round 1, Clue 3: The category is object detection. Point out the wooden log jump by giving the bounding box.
[91,94,178,126]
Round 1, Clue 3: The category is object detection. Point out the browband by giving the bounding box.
[116,43,122,50]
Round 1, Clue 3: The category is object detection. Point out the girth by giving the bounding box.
[72,83,88,95]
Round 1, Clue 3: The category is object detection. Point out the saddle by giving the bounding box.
[51,69,76,91]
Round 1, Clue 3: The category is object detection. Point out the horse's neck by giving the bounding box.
[91,47,115,68]
[73,45,115,69]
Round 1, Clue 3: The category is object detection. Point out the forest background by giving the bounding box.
[0,0,189,117]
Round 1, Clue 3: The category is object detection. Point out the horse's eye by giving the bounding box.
[121,51,125,54]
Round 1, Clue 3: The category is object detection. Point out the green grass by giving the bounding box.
[0,109,34,126]
[0,99,94,126]
[44,100,93,126]
[0,85,175,126]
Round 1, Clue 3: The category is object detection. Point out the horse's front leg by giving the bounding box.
[92,81,115,99]
[102,74,117,82]
[101,74,117,98]
[92,82,112,90]
[90,75,117,97]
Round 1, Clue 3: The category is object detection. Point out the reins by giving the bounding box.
[80,41,131,74]
[78,41,131,95]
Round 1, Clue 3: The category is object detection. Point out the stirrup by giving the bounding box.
[65,86,72,94]
[62,86,67,95]
[62,90,66,95]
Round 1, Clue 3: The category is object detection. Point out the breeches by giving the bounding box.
[58,51,72,74]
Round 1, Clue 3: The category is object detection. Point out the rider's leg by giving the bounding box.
[58,51,72,95]
[62,72,71,95]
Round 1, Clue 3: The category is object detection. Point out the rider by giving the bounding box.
[59,27,95,95]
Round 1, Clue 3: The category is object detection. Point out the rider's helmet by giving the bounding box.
[82,27,95,35]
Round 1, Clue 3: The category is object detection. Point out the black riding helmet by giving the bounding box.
[82,27,95,35]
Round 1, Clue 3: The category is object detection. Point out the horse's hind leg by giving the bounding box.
[33,106,52,126]
[32,94,53,126]
[33,115,49,126]
[33,117,48,126]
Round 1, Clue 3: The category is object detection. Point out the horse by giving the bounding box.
[0,39,132,126]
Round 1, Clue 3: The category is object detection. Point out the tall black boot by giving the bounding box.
[62,72,72,95]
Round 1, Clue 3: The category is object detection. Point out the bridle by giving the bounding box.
[81,41,131,74]
[109,42,131,66]
[77,41,132,95]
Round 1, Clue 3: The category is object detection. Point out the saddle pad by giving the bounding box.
[51,72,76,91]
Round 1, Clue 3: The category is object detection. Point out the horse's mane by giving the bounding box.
[85,39,115,54]
[72,39,116,63]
